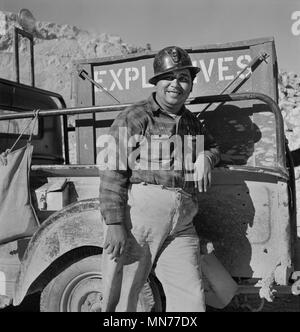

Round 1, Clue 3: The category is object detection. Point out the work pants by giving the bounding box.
[101,183,205,312]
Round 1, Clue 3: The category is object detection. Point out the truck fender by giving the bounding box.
[14,198,104,306]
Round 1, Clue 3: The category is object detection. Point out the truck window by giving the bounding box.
[0,109,39,137]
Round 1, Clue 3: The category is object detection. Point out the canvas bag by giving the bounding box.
[0,114,40,244]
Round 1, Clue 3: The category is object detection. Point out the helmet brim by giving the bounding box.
[148,66,201,85]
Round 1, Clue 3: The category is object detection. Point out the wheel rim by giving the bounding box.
[58,271,162,312]
[60,271,103,312]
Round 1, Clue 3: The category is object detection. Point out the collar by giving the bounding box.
[147,93,187,117]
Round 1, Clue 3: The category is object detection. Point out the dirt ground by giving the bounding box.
[0,293,40,312]
[1,293,299,312]
[208,293,300,312]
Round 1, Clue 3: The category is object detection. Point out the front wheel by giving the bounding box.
[40,255,162,312]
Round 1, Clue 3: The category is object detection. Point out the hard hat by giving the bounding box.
[148,46,200,85]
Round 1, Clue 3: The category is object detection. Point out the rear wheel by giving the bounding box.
[40,255,162,312]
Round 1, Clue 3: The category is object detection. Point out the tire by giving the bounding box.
[40,255,162,312]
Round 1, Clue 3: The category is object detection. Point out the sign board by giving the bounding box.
[73,37,278,166]
[93,50,254,106]
[85,37,277,106]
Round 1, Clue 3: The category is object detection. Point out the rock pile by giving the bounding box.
[279,70,300,154]
[0,10,149,107]
[278,71,300,228]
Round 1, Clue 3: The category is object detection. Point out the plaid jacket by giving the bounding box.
[99,93,220,225]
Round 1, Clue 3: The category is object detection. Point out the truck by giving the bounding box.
[0,27,299,312]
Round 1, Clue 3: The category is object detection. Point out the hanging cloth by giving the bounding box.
[0,111,40,244]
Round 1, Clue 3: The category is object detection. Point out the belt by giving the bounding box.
[134,182,195,198]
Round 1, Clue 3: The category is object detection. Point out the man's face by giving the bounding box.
[155,69,193,108]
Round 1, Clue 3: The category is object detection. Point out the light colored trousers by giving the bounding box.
[101,183,205,312]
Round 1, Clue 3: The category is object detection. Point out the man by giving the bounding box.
[99,46,220,312]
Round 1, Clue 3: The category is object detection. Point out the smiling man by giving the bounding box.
[99,46,220,312]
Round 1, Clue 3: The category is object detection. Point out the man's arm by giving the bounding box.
[202,124,221,168]
[194,122,220,192]
[99,108,143,259]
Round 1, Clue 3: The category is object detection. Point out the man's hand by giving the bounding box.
[103,224,127,260]
[194,154,212,193]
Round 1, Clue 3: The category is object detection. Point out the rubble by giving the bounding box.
[279,71,300,231]
[0,10,149,107]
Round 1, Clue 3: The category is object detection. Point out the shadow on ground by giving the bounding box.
[1,292,299,312]
[207,294,300,312]
[0,293,40,312]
